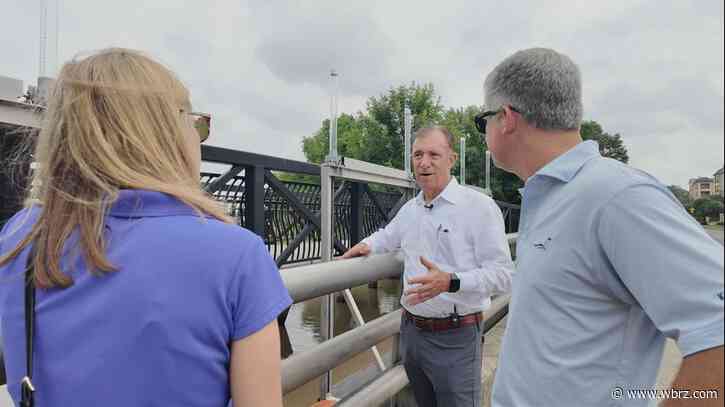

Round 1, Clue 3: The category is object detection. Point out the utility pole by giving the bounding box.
[326,69,339,162]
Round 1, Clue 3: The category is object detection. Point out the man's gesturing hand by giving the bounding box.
[404,256,452,306]
[342,242,371,259]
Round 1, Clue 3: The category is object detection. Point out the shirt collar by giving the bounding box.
[415,176,461,206]
[108,189,199,217]
[530,140,601,183]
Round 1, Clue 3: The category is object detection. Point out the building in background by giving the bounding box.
[689,177,715,200]
[714,167,724,198]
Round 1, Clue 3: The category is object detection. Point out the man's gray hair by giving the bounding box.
[484,48,582,130]
[414,126,457,151]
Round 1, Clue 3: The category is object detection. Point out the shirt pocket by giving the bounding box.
[436,221,466,266]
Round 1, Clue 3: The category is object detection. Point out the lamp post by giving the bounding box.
[403,104,412,175]
[326,69,339,162]
[460,134,466,185]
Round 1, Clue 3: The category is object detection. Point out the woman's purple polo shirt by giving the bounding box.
[0,190,292,406]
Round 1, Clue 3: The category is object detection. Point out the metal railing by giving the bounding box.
[199,145,520,269]
[0,146,520,402]
[279,234,517,403]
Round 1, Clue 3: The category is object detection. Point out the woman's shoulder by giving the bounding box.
[148,215,268,260]
[1,206,40,245]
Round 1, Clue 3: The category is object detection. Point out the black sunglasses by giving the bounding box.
[474,106,522,134]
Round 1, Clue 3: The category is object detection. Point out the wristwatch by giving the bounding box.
[448,273,460,293]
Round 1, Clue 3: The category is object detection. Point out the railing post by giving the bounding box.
[350,182,364,246]
[320,164,335,400]
[244,165,266,237]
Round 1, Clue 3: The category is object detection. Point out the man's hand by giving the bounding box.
[342,242,371,259]
[404,256,452,306]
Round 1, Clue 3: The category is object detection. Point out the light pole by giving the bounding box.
[460,134,466,185]
[403,104,412,175]
[485,150,492,196]
[326,69,339,162]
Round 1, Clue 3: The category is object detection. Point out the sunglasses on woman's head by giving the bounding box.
[181,110,212,143]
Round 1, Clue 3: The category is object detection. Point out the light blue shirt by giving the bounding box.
[492,141,724,407]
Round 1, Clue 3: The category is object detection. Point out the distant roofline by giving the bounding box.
[0,97,44,128]
[0,97,44,110]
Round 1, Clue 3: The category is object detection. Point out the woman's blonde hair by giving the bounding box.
[0,48,232,288]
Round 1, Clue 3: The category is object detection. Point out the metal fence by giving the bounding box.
[279,235,517,405]
[0,145,521,392]
[200,173,402,266]
[199,145,520,268]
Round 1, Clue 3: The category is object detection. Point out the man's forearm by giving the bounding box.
[662,346,723,407]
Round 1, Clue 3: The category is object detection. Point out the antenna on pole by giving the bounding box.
[326,69,339,162]
[485,150,492,196]
[460,134,467,185]
[403,102,412,175]
[39,0,48,77]
[54,0,59,72]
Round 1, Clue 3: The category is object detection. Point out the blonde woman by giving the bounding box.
[0,48,291,406]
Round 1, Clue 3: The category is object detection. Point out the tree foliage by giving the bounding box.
[580,121,629,164]
[692,196,724,224]
[302,84,629,204]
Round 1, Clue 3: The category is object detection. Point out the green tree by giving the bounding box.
[302,82,444,169]
[667,185,691,208]
[302,113,366,164]
[581,121,629,163]
[440,106,524,203]
[692,197,723,224]
[302,88,628,205]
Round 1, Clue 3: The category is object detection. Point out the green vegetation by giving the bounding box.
[690,196,724,225]
[302,83,629,203]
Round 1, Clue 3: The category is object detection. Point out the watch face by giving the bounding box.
[449,275,460,293]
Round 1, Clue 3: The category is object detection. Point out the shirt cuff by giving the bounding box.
[361,237,377,254]
[457,271,478,293]
[677,319,725,357]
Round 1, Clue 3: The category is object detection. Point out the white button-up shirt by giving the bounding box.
[362,178,515,318]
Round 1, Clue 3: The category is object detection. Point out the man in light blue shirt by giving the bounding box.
[478,48,724,406]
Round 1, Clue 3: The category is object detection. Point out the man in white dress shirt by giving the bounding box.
[343,126,515,407]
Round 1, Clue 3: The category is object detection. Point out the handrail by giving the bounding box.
[282,309,402,393]
[0,234,517,389]
[336,365,408,407]
[336,295,511,406]
[281,252,403,303]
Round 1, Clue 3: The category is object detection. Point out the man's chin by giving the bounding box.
[415,177,431,188]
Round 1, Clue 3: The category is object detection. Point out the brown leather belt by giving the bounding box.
[403,309,483,332]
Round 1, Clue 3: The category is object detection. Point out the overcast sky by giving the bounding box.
[1,0,723,188]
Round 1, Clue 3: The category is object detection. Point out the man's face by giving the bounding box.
[412,130,457,197]
[484,109,516,173]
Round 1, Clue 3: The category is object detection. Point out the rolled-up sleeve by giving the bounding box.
[597,184,724,357]
[458,198,515,296]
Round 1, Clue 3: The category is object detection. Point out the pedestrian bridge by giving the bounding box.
[0,122,521,405]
